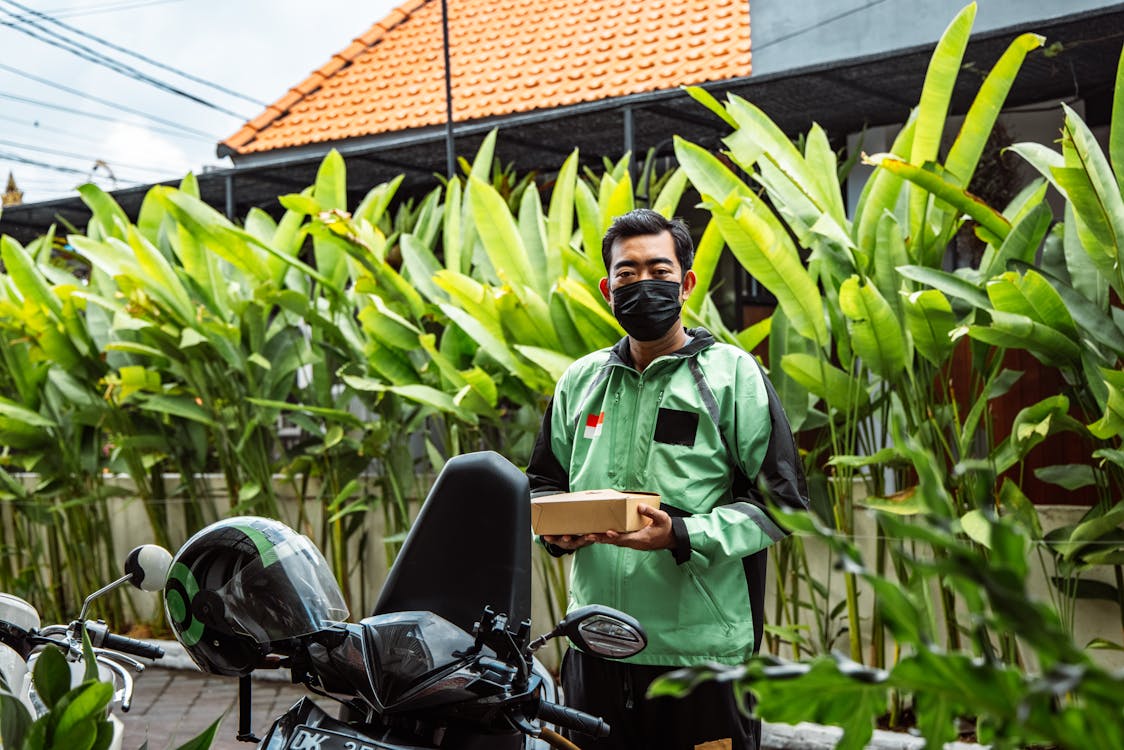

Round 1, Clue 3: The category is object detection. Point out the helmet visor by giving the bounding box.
[215,533,348,644]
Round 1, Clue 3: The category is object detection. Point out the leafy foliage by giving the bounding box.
[0,637,217,750]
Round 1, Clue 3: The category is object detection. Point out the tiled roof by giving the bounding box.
[220,0,751,156]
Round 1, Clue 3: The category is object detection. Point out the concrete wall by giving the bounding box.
[750,0,1117,77]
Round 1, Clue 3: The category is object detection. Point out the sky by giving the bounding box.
[0,0,402,204]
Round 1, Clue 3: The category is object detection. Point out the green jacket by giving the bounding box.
[527,329,807,666]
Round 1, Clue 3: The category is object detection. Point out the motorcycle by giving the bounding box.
[0,544,172,750]
[163,451,646,750]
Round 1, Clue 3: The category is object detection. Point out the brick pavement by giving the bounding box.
[117,668,308,750]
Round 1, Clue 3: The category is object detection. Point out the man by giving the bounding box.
[526,208,808,750]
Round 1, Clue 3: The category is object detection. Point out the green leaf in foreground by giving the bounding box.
[746,656,888,750]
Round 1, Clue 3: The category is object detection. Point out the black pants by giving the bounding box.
[559,648,759,750]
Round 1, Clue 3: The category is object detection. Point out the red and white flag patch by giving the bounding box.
[584,412,604,439]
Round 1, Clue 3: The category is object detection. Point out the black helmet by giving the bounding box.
[164,516,348,676]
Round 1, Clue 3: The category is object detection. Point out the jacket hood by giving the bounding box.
[607,327,716,368]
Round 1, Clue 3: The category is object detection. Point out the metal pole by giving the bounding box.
[623,105,635,189]
[441,0,456,178]
[224,173,235,220]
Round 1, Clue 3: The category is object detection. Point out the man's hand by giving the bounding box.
[590,504,676,551]
[542,533,597,551]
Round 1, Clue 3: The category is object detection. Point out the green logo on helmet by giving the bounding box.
[167,561,204,646]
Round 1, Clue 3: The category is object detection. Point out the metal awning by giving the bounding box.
[2,4,1121,244]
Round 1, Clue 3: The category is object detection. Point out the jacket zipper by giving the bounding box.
[607,389,622,484]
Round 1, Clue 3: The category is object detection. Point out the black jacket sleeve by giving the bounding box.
[746,357,809,514]
[527,397,570,497]
[526,398,573,557]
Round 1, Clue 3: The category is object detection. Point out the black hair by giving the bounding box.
[601,208,694,275]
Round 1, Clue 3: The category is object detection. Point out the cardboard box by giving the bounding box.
[531,489,661,535]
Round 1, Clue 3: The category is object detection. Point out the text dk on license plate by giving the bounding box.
[287,724,381,750]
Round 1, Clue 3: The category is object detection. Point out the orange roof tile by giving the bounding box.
[220,0,751,156]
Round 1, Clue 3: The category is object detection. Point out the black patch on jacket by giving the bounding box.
[654,408,698,446]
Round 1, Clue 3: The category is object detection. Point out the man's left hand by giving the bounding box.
[590,504,676,551]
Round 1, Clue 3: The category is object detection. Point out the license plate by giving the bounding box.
[286,724,383,750]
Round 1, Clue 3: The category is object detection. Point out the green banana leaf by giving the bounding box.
[839,276,908,379]
[1061,102,1124,259]
[1112,44,1124,192]
[909,3,976,241]
[341,376,477,425]
[853,116,915,256]
[985,270,1078,341]
[652,168,688,219]
[673,136,754,204]
[546,150,580,284]
[1,236,64,319]
[684,219,725,315]
[125,226,195,325]
[683,85,738,129]
[902,288,957,366]
[781,352,870,413]
[77,183,131,241]
[968,309,1082,368]
[979,202,1052,280]
[556,277,621,346]
[897,265,990,309]
[1015,260,1124,358]
[804,124,849,228]
[573,178,605,280]
[944,32,1044,187]
[709,196,829,347]
[399,233,447,305]
[912,3,977,169]
[357,296,424,351]
[1089,368,1124,440]
[989,394,1074,473]
[865,155,1011,243]
[515,185,551,297]
[312,150,350,289]
[871,212,908,319]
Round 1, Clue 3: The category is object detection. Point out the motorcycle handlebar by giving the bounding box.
[85,621,165,660]
[536,700,610,738]
[101,633,164,660]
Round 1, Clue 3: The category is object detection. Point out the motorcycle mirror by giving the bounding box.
[78,544,175,622]
[124,545,173,592]
[553,605,647,659]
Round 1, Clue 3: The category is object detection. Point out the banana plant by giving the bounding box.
[889,40,1124,642]
[674,1,1049,671]
[0,229,135,624]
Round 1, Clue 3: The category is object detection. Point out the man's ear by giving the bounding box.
[681,270,697,300]
[599,277,611,303]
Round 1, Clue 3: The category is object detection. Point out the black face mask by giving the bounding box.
[610,279,684,342]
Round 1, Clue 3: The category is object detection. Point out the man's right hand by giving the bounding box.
[542,534,596,551]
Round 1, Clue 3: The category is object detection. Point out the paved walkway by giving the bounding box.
[117,667,307,750]
[113,665,989,750]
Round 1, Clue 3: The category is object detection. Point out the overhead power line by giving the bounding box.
[0,150,142,183]
[0,137,183,176]
[0,90,213,143]
[0,63,216,139]
[5,177,81,188]
[0,0,263,107]
[0,114,198,171]
[0,112,84,139]
[42,0,186,21]
[0,3,251,119]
